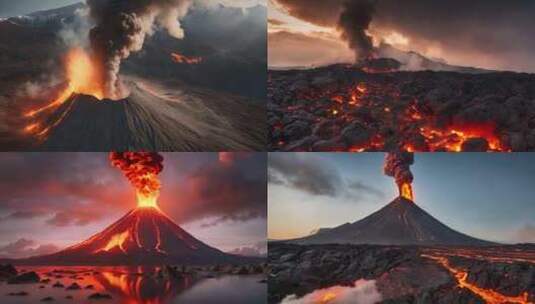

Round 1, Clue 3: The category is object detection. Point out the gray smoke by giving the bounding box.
[86,0,191,98]
[338,0,376,61]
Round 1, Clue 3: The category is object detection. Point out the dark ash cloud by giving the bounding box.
[273,0,535,72]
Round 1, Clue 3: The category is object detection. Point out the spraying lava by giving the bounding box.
[24,48,105,137]
[110,152,164,209]
[384,152,414,201]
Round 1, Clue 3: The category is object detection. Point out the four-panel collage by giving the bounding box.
[0,0,534,304]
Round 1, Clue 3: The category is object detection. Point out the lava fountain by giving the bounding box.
[25,48,104,119]
[24,48,106,138]
[110,152,164,209]
[384,152,415,201]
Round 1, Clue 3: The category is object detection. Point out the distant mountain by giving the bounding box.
[289,197,495,246]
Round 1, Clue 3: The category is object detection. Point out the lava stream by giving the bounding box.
[423,254,532,304]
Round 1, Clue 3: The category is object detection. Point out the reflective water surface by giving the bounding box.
[0,266,266,304]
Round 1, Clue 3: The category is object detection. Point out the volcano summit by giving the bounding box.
[290,197,494,246]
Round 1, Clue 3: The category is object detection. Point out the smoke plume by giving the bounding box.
[384,152,414,192]
[109,152,164,198]
[86,0,192,98]
[338,0,376,61]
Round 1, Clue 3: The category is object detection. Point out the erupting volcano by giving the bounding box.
[288,152,493,246]
[10,152,245,266]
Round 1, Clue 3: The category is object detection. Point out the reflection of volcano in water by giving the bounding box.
[291,197,494,246]
[95,267,193,304]
[17,207,244,265]
[26,78,265,151]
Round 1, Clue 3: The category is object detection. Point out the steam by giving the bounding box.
[109,152,164,198]
[86,0,192,99]
[338,0,376,61]
[281,279,382,304]
[384,152,414,197]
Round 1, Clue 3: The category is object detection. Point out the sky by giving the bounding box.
[0,152,267,258]
[0,0,266,18]
[268,153,535,244]
[268,0,535,72]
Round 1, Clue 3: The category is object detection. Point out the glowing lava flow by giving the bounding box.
[24,47,105,137]
[423,255,532,304]
[101,231,130,253]
[400,183,414,201]
[418,122,507,152]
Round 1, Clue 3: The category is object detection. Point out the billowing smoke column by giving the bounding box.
[384,152,414,201]
[110,152,164,208]
[87,0,191,99]
[338,0,376,61]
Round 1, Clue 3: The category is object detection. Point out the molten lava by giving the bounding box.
[423,255,531,304]
[400,183,414,201]
[171,52,203,64]
[110,152,164,209]
[24,48,105,137]
[26,48,104,118]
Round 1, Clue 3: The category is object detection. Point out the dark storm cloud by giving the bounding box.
[162,153,267,226]
[269,153,383,200]
[0,153,131,227]
[269,153,341,196]
[274,0,535,71]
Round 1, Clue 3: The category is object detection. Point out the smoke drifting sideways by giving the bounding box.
[109,152,164,204]
[338,0,376,61]
[384,152,414,199]
[86,0,191,99]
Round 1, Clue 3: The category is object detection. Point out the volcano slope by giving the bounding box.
[268,63,535,152]
[290,197,493,246]
[269,199,534,303]
[21,77,265,151]
[8,207,249,266]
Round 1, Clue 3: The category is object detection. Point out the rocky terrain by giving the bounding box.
[268,243,535,304]
[268,64,535,152]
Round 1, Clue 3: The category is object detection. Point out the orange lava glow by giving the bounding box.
[25,48,104,118]
[423,255,531,304]
[101,231,130,253]
[171,52,203,64]
[400,183,414,201]
[24,48,105,137]
[418,122,507,152]
[110,152,164,209]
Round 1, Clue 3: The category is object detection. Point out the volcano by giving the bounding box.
[25,77,265,151]
[12,207,246,266]
[289,197,494,246]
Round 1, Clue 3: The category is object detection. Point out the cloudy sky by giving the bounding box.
[0,0,266,17]
[268,0,535,72]
[269,153,535,244]
[0,152,266,258]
